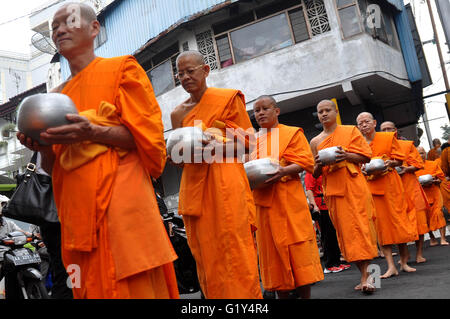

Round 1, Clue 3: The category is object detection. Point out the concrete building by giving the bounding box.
[56,0,429,211]
[0,0,428,210]
[0,0,112,179]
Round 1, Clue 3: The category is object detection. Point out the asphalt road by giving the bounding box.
[180,227,450,300]
[311,229,450,299]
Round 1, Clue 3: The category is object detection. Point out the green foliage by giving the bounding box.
[441,124,450,141]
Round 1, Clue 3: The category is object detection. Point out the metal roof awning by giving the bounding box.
[386,0,403,11]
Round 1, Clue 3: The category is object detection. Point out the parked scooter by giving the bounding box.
[168,214,201,295]
[0,231,49,299]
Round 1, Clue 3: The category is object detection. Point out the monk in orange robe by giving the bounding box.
[18,3,179,299]
[440,139,450,177]
[250,96,323,299]
[427,138,441,161]
[310,101,378,294]
[170,51,261,299]
[380,121,429,263]
[416,147,449,246]
[439,140,450,215]
[436,157,450,213]
[357,113,418,279]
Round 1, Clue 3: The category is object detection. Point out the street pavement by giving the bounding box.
[311,229,450,299]
[180,227,450,300]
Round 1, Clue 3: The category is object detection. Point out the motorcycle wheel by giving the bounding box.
[24,279,49,299]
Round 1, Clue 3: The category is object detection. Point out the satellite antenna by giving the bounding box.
[31,30,57,55]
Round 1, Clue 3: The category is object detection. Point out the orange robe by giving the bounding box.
[251,124,323,291]
[427,147,440,161]
[440,147,450,177]
[436,158,450,210]
[366,132,418,246]
[53,56,179,298]
[317,125,378,262]
[178,87,261,299]
[415,161,447,231]
[397,140,429,235]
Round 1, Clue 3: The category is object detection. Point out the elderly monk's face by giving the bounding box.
[356,114,376,136]
[51,4,99,57]
[253,98,279,128]
[380,122,396,132]
[317,101,337,126]
[417,147,426,160]
[176,55,209,94]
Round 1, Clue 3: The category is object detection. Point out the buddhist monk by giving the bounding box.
[170,50,262,299]
[380,121,429,263]
[310,100,378,294]
[416,146,449,246]
[437,141,450,218]
[440,138,450,177]
[17,3,179,299]
[357,112,418,279]
[427,138,442,161]
[250,95,323,299]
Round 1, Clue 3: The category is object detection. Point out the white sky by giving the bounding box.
[0,0,52,53]
[0,0,448,150]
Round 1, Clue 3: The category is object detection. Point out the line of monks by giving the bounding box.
[170,50,449,299]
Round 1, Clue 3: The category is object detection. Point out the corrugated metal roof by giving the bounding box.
[61,0,233,78]
[95,0,231,58]
[386,0,402,11]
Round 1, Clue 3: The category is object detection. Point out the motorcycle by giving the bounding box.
[166,214,201,295]
[0,231,49,299]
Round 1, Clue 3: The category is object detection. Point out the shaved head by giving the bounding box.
[176,50,205,66]
[317,99,337,111]
[380,121,396,132]
[57,2,98,23]
[356,112,374,122]
[255,95,277,108]
[417,146,426,160]
[356,112,376,137]
[432,138,441,147]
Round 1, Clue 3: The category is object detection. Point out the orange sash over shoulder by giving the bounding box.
[178,87,254,217]
[366,132,405,195]
[53,56,167,252]
[251,124,304,208]
[319,125,372,196]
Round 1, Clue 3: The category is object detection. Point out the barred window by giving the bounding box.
[195,30,218,70]
[213,0,330,69]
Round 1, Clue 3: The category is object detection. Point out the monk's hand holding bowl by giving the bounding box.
[17,131,51,153]
[39,114,94,145]
[264,166,287,185]
[314,154,324,168]
[334,146,347,163]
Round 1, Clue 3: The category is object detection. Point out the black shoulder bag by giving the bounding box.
[4,152,60,226]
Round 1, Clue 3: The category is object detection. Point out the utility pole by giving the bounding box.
[426,0,450,120]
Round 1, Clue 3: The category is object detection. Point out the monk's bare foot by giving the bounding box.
[380,268,399,279]
[400,263,416,273]
[416,256,427,263]
[354,283,361,290]
[440,240,449,246]
[429,239,438,246]
[361,276,375,295]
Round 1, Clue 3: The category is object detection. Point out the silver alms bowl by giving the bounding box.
[418,174,433,186]
[166,126,206,163]
[364,158,386,175]
[244,158,280,190]
[318,146,340,166]
[17,93,78,145]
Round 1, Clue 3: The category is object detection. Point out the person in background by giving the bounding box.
[427,139,442,161]
[417,146,449,246]
[304,172,349,274]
